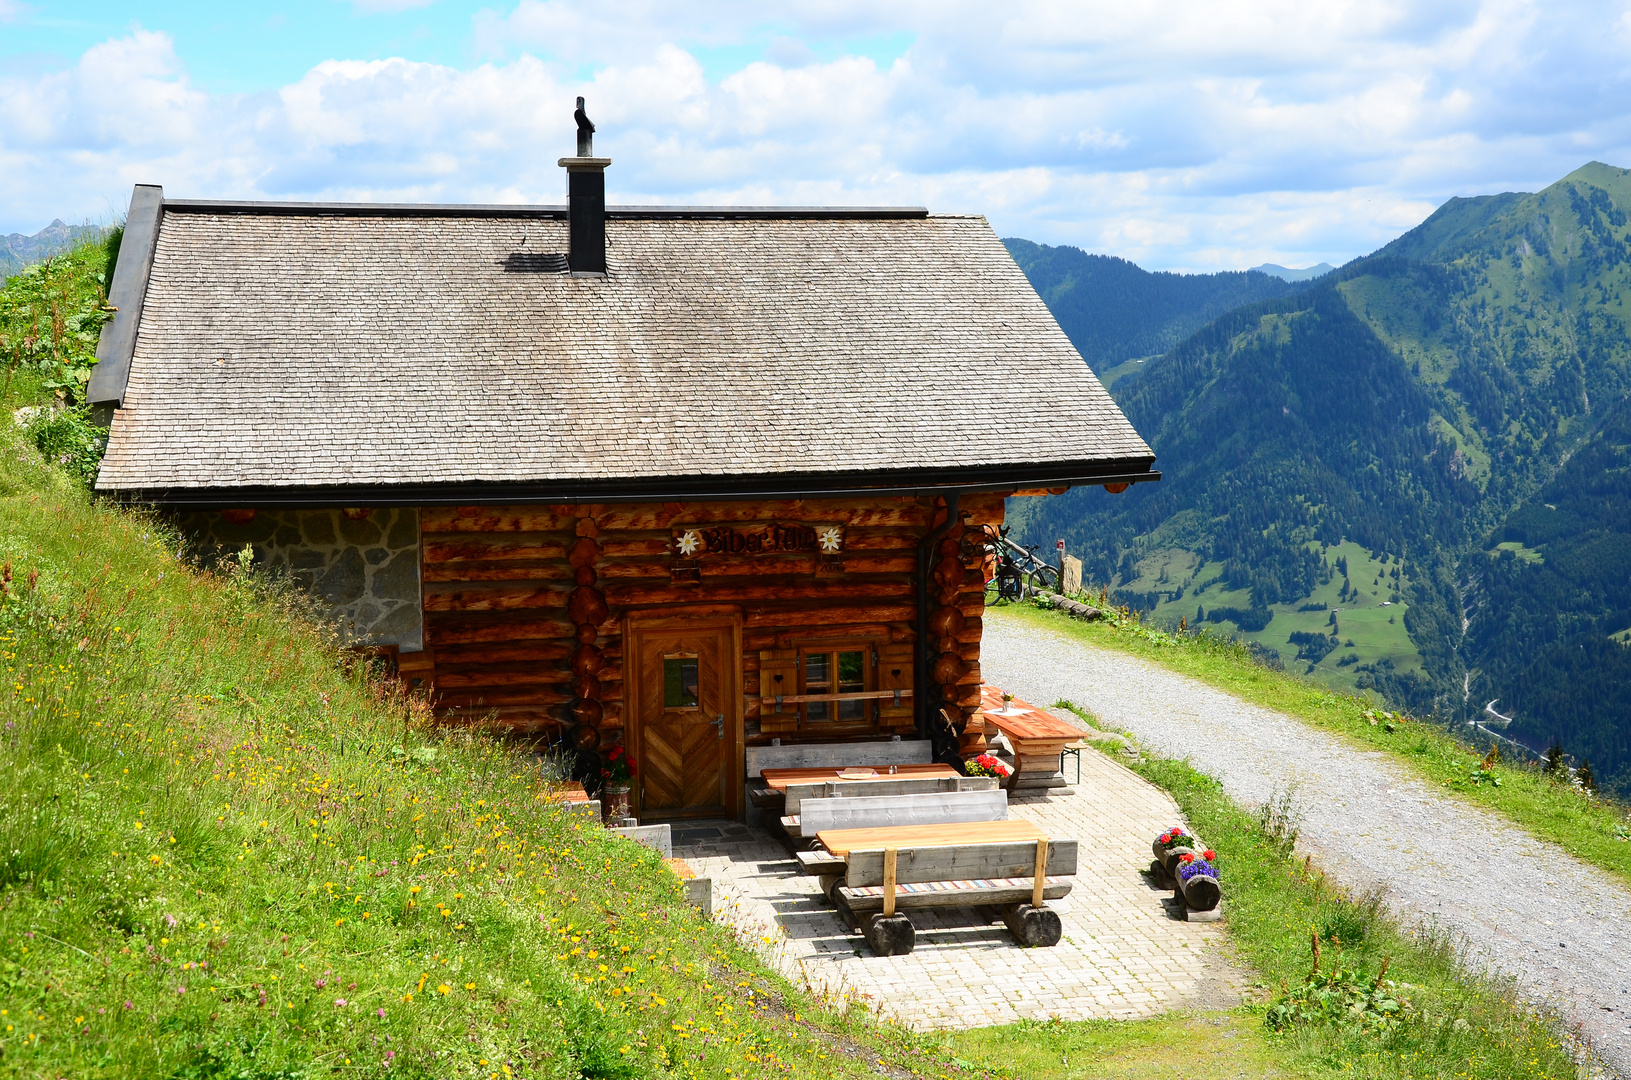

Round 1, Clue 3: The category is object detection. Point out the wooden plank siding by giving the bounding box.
[417,493,1007,765]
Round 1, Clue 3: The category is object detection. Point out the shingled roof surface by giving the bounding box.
[96,209,1152,495]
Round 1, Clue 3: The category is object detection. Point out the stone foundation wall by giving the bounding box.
[173,508,423,650]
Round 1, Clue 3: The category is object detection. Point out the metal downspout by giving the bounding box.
[916,491,961,758]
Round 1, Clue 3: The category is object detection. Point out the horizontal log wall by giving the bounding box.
[419,495,1006,766]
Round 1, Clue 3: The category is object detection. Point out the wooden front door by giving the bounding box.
[628,616,741,820]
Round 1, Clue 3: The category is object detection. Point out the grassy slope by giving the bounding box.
[993,601,1631,894]
[1128,539,1421,694]
[0,436,994,1079]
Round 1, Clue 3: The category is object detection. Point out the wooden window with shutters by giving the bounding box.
[756,640,916,738]
[801,644,871,732]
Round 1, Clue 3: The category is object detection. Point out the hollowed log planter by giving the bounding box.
[1152,839,1200,877]
[1177,868,1221,911]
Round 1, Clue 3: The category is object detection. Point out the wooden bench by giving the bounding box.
[745,740,935,813]
[832,838,1077,956]
[780,776,1000,839]
[746,750,932,809]
[783,786,1006,843]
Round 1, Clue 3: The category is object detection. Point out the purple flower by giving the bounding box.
[377,1008,386,1018]
[1178,860,1220,882]
[334,998,348,1007]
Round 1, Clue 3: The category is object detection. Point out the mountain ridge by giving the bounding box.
[1008,159,1631,788]
[2,219,109,278]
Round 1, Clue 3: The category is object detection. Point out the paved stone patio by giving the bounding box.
[674,744,1246,1031]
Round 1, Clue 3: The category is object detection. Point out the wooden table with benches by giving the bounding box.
[979,685,1086,790]
[760,764,959,791]
[745,740,941,826]
[797,819,1078,956]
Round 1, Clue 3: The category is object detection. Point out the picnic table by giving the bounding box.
[815,817,1045,856]
[979,685,1084,789]
[803,817,1072,955]
[759,763,959,793]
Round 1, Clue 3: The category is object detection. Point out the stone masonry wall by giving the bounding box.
[173,508,423,650]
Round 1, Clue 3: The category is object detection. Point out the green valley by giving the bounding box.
[1008,162,1631,791]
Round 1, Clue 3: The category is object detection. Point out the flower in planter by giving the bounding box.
[1178,859,1219,882]
[1156,827,1192,851]
[964,754,1010,780]
[601,746,638,785]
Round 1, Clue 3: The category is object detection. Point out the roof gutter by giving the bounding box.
[99,463,1160,510]
[87,184,163,418]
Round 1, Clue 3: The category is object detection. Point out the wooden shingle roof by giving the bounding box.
[92,197,1156,505]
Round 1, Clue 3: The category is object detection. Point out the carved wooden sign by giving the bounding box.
[672,523,843,558]
[670,523,845,582]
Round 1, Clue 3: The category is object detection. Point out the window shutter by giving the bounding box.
[758,649,799,735]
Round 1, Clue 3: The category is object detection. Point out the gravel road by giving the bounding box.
[984,611,1631,1076]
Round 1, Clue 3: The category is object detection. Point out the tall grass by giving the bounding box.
[0,438,964,1078]
[1054,702,1582,1079]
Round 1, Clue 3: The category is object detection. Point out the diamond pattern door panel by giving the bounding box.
[632,624,733,819]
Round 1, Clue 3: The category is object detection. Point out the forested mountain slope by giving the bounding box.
[1001,240,1306,384]
[1009,162,1631,789]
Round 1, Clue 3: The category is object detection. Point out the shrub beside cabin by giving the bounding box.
[88,140,1156,822]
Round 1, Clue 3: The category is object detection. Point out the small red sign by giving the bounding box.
[1056,539,1065,550]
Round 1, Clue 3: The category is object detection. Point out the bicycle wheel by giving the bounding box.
[1025,564,1059,597]
[984,575,1002,605]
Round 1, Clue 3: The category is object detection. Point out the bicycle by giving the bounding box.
[978,526,1060,603]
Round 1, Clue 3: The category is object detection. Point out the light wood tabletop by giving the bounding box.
[978,685,1084,742]
[759,763,959,792]
[815,818,1046,856]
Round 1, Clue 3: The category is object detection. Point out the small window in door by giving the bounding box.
[663,655,699,709]
[800,646,873,729]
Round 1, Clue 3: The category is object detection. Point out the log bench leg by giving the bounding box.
[1002,903,1062,947]
[817,874,842,903]
[863,913,916,956]
[833,893,861,932]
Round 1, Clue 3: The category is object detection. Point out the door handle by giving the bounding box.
[712,714,724,740]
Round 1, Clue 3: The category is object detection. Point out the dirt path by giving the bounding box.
[984,611,1631,1076]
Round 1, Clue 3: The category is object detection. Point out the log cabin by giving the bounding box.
[87,115,1157,822]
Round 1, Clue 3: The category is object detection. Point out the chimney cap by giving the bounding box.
[573,96,596,157]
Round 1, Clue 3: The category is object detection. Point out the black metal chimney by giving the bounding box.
[560,96,609,275]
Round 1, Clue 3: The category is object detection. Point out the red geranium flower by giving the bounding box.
[1203,849,1216,860]
[1179,852,1194,863]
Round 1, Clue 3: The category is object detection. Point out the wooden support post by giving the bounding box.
[1033,838,1048,909]
[882,848,898,917]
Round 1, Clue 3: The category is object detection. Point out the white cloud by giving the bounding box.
[6,2,1631,270]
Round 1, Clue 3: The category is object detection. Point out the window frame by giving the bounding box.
[795,639,879,735]
[660,651,702,712]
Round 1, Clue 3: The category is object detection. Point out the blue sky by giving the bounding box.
[5,1,1631,271]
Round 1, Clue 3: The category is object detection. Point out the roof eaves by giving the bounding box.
[98,460,1160,510]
